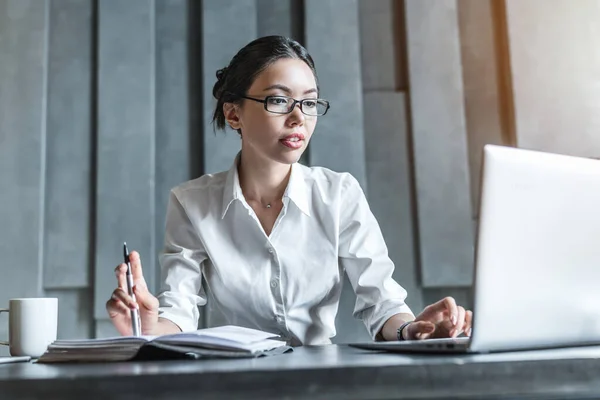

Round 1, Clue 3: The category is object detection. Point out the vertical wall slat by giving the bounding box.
[0,0,48,354]
[256,0,293,38]
[457,0,507,219]
[359,0,398,92]
[45,289,92,339]
[44,0,93,289]
[505,0,600,158]
[405,0,474,287]
[202,0,257,175]
[423,287,472,311]
[94,0,155,331]
[94,319,119,339]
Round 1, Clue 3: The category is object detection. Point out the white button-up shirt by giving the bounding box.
[157,157,413,345]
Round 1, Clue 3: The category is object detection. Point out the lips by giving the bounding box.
[279,133,305,150]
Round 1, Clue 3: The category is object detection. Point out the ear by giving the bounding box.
[223,102,242,130]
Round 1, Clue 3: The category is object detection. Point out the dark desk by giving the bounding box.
[2,344,600,399]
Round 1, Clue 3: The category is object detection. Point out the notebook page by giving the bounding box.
[51,335,155,347]
[155,325,279,348]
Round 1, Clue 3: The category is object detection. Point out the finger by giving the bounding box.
[407,321,435,340]
[105,297,130,318]
[421,296,459,326]
[128,251,148,289]
[432,296,458,326]
[451,307,466,337]
[111,288,138,310]
[464,310,473,337]
[115,263,127,290]
[133,284,159,312]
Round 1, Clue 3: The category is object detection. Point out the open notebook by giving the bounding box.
[38,325,291,363]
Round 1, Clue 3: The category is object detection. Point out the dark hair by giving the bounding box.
[211,36,318,131]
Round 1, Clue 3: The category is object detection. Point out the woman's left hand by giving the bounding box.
[403,297,472,340]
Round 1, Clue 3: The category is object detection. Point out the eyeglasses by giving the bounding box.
[238,94,330,116]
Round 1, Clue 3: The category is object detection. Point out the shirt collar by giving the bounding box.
[221,154,243,219]
[221,154,311,219]
[284,163,311,217]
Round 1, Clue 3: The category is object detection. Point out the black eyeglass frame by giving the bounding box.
[235,94,331,116]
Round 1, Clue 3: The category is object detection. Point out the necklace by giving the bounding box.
[265,199,280,208]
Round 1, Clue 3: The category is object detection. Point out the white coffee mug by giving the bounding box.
[0,298,58,358]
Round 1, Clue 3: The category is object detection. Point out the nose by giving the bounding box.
[286,102,305,126]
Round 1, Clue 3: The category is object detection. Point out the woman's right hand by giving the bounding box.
[106,251,160,336]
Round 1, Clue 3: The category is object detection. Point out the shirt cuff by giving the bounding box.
[363,300,414,341]
[158,308,199,333]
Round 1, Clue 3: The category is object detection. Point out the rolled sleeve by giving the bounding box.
[157,190,207,332]
[337,175,413,340]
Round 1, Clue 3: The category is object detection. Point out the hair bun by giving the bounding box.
[216,67,228,81]
[213,67,229,98]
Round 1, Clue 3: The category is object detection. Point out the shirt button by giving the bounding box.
[268,248,274,254]
[270,279,278,288]
[275,316,284,324]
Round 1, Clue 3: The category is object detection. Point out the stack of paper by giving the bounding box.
[38,325,289,363]
[0,356,31,364]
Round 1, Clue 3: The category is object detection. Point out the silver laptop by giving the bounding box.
[351,145,600,353]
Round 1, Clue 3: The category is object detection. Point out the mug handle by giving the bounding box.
[0,309,8,346]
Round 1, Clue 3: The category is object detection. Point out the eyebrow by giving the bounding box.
[262,84,318,96]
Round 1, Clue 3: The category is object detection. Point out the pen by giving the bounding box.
[123,242,142,337]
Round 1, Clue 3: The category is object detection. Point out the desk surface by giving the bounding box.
[2,344,600,399]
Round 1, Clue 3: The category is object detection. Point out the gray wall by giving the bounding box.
[0,0,489,350]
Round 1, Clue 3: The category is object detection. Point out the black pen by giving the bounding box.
[123,242,142,337]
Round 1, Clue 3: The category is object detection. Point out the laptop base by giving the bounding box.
[350,337,472,354]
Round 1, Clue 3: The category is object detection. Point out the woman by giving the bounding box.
[106,36,472,345]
